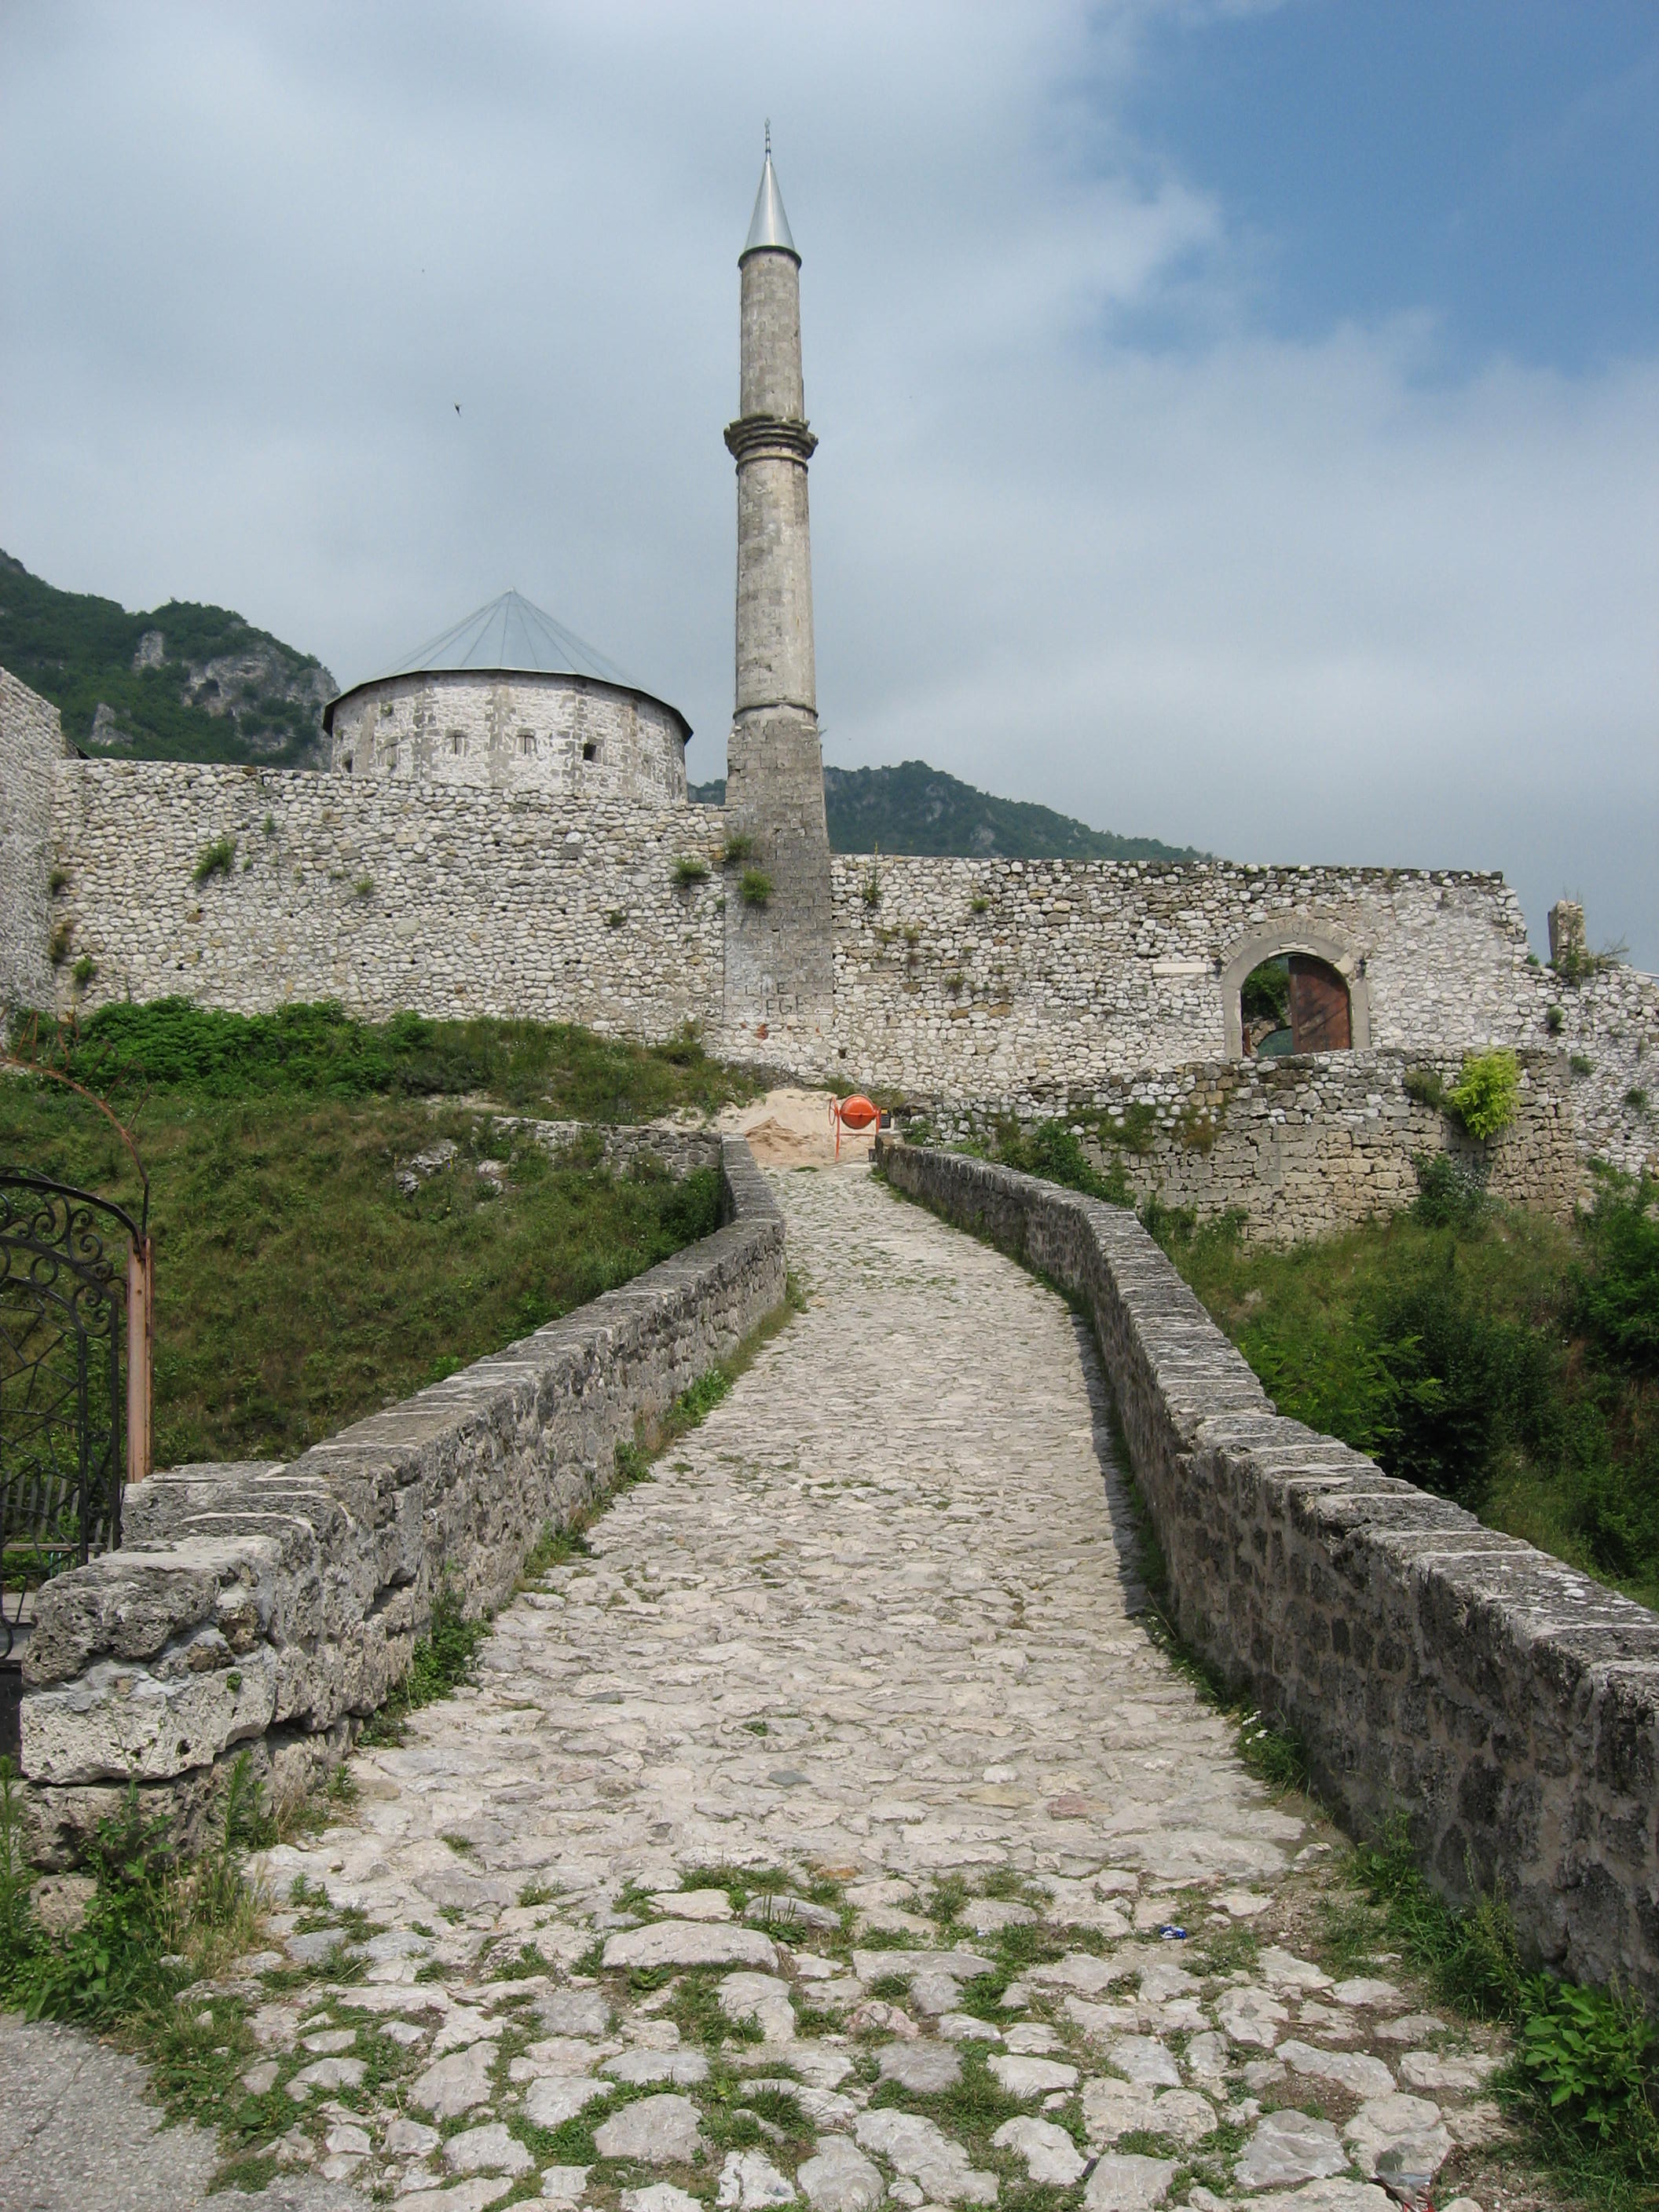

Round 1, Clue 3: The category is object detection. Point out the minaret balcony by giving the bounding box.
[723,415,818,466]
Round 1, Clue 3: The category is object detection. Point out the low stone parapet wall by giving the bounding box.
[875,1134,1659,2008]
[20,1137,783,1862]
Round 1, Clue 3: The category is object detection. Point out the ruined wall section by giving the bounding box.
[1537,965,1659,1181]
[50,760,727,1039]
[328,670,688,808]
[922,1048,1581,1246]
[830,856,1536,1108]
[0,668,70,1013]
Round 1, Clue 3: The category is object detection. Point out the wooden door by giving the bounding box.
[1287,956,1351,1052]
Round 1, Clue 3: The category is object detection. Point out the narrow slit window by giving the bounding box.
[581,739,598,763]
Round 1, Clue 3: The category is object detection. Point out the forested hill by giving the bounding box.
[0,550,334,770]
[690,760,1203,862]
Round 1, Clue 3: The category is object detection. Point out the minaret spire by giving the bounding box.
[721,131,833,1054]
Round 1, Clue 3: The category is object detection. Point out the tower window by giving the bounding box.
[519,731,536,757]
[449,731,464,756]
[581,740,598,763]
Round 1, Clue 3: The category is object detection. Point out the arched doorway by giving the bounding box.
[1221,925,1369,1059]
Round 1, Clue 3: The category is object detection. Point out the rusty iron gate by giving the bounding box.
[0,1172,152,1762]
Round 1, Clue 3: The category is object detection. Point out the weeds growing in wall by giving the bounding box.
[1445,1047,1522,1140]
[191,834,237,884]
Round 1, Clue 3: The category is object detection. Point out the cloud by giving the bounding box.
[2,1,1653,962]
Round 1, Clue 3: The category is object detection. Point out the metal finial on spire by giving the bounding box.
[742,127,797,260]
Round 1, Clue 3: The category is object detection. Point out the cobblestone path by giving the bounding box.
[32,1166,1512,2212]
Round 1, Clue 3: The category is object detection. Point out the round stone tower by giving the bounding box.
[722,132,834,1048]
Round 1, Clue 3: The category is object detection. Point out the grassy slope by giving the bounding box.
[0,1004,763,1464]
[690,759,1204,862]
[1160,1189,1659,1610]
[0,549,331,768]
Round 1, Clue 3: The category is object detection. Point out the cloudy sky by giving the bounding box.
[5,2,1655,965]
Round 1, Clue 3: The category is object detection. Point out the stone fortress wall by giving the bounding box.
[0,669,70,1017]
[829,853,1538,1092]
[328,668,689,808]
[6,691,1654,1199]
[919,1047,1584,1247]
[43,757,730,1039]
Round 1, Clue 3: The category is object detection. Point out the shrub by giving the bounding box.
[995,1119,1130,1207]
[47,921,72,966]
[192,835,236,885]
[862,870,881,908]
[1403,1066,1445,1110]
[673,855,709,888]
[1412,1151,1486,1230]
[1573,1174,1659,1373]
[1624,1087,1650,1114]
[1102,1101,1159,1155]
[353,877,374,899]
[969,895,990,915]
[1546,1004,1564,1035]
[70,954,96,991]
[720,832,756,867]
[1570,1053,1594,1076]
[1445,1049,1520,1141]
[739,870,771,909]
[1520,1975,1657,2152]
[47,866,68,895]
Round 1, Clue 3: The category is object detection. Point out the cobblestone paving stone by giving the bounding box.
[13,1166,1516,2210]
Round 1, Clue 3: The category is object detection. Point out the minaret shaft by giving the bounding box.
[722,144,833,1049]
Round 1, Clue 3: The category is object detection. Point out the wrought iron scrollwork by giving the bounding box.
[1,1173,141,1663]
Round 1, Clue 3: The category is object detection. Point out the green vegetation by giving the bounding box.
[691,760,1204,862]
[1445,1047,1522,1141]
[991,1117,1131,1206]
[1155,1169,1659,1607]
[192,833,237,884]
[1330,1818,1658,2199]
[1240,956,1291,1027]
[0,548,331,769]
[739,869,772,908]
[16,995,761,1119]
[358,1588,490,1746]
[672,855,709,887]
[1,1002,756,1463]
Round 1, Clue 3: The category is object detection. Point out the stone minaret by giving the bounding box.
[722,130,833,1049]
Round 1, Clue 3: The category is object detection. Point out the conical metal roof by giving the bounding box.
[376,589,635,687]
[323,588,690,738]
[742,130,797,261]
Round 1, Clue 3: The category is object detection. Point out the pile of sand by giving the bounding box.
[714,1086,875,1166]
